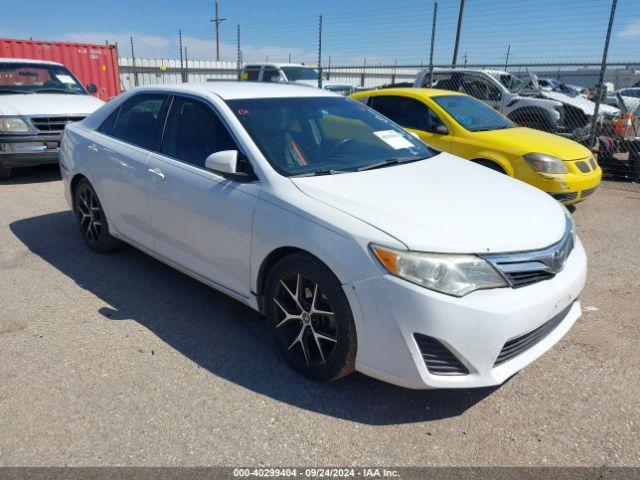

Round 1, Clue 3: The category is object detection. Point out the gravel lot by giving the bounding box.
[1,165,639,467]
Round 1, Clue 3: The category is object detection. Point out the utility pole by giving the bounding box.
[589,0,618,150]
[452,0,465,66]
[317,14,323,89]
[210,1,226,62]
[130,36,138,87]
[179,29,184,83]
[236,24,241,80]
[428,1,438,87]
[504,44,511,71]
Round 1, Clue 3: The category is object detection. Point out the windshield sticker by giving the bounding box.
[55,74,76,84]
[455,115,472,126]
[373,130,414,150]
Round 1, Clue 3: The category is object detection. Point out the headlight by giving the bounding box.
[523,153,568,174]
[0,117,30,133]
[371,245,507,297]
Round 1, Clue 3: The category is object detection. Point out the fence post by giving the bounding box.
[184,46,189,83]
[452,0,465,66]
[318,15,323,89]
[236,24,241,80]
[589,0,618,150]
[130,37,138,87]
[428,1,438,86]
[361,58,366,88]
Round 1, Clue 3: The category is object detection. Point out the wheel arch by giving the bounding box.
[255,246,336,313]
[470,156,513,176]
[69,173,89,209]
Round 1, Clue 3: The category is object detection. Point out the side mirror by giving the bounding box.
[86,83,98,94]
[205,150,252,180]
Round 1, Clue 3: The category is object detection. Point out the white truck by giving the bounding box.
[0,58,104,179]
[240,63,354,96]
[414,68,619,140]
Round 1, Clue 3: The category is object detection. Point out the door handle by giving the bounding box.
[87,144,99,154]
[147,166,165,181]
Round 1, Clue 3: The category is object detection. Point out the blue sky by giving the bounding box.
[2,0,640,65]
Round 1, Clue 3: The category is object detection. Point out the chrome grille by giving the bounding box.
[494,302,574,366]
[31,116,85,132]
[482,216,575,289]
[414,334,468,376]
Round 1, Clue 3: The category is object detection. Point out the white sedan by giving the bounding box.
[60,82,586,389]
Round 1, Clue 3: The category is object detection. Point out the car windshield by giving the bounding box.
[281,67,319,81]
[432,95,515,132]
[0,62,86,94]
[486,72,523,93]
[227,96,433,176]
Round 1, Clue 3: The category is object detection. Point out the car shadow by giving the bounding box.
[10,211,497,425]
[1,164,61,185]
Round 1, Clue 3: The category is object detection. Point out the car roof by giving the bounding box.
[352,87,466,99]
[130,81,338,100]
[0,57,64,66]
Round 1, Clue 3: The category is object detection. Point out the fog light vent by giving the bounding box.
[414,334,469,376]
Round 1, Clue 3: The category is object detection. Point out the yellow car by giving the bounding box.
[350,88,601,204]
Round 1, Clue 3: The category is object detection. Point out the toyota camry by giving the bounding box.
[59,82,586,389]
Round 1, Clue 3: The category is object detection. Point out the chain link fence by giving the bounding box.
[114,0,640,189]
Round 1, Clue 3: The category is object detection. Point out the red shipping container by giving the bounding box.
[0,37,121,100]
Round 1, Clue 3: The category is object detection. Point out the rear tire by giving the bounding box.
[265,253,357,382]
[0,164,12,180]
[73,178,122,252]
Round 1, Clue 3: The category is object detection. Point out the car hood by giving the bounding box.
[291,153,566,254]
[474,127,592,160]
[540,91,620,116]
[0,93,104,116]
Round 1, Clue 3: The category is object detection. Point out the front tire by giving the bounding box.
[73,179,121,252]
[265,253,357,382]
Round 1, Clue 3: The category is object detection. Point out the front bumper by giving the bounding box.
[0,134,61,167]
[348,238,587,389]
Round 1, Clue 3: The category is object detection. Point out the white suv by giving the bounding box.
[0,58,104,179]
[241,63,354,95]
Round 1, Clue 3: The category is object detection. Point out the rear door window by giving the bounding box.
[111,94,167,150]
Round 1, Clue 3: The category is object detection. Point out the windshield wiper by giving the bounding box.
[291,169,345,177]
[34,88,81,94]
[357,158,401,171]
[0,88,32,94]
[357,156,427,172]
